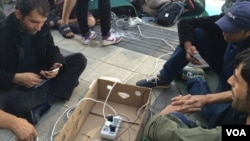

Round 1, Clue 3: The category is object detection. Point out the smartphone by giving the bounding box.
[48,67,60,73]
[33,79,48,89]
[187,52,199,62]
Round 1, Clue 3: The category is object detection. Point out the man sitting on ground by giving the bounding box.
[143,47,250,141]
[0,0,87,140]
[137,1,250,128]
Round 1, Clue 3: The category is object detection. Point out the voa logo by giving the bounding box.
[226,129,246,136]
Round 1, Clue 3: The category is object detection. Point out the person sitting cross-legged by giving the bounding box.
[0,0,87,128]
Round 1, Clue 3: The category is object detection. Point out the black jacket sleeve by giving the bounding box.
[0,13,65,90]
[177,14,224,47]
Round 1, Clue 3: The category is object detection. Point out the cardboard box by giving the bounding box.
[55,78,152,141]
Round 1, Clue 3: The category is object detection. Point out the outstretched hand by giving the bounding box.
[0,110,37,141]
[12,117,37,141]
[171,94,206,113]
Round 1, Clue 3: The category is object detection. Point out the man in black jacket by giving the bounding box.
[136,1,250,128]
[0,0,86,130]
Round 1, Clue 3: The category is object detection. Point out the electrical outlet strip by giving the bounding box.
[128,17,142,27]
[100,116,122,140]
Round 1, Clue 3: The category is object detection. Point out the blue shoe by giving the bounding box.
[136,75,170,88]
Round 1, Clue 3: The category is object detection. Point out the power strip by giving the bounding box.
[100,115,122,140]
[128,17,142,27]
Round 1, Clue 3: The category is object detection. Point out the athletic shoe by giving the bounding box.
[102,32,122,46]
[179,66,206,80]
[82,30,97,45]
[136,75,170,88]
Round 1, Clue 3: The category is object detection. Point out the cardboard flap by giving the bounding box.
[98,79,151,107]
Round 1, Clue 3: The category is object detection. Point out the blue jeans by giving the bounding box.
[187,77,247,128]
[160,28,246,127]
[160,28,228,91]
[186,77,229,125]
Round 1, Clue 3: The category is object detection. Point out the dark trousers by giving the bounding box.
[50,53,87,100]
[187,77,247,128]
[76,0,111,36]
[160,28,228,90]
[0,53,87,118]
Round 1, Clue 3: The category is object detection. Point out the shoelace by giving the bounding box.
[146,75,158,84]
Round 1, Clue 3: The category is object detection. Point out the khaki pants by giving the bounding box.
[143,114,221,141]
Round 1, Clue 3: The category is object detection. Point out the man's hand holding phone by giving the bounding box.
[48,67,60,73]
[184,43,202,65]
[40,63,62,79]
[186,52,202,65]
[33,67,60,89]
[187,52,199,61]
[44,67,60,78]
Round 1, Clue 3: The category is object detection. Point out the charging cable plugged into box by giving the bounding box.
[116,17,143,29]
[100,115,122,140]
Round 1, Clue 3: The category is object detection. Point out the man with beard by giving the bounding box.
[143,47,250,141]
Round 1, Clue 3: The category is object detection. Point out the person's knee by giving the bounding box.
[74,53,87,64]
[66,53,87,66]
[88,17,96,27]
[194,27,211,51]
[186,77,210,94]
[88,12,96,27]
[194,28,209,41]
[74,53,87,70]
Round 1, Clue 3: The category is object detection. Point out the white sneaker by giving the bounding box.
[179,66,206,80]
[101,32,122,46]
[82,31,97,45]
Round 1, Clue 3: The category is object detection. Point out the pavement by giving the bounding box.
[0,21,174,141]
[0,0,224,140]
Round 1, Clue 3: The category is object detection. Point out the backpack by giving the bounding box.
[155,1,184,26]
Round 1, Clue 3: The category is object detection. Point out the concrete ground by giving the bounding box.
[0,22,172,141]
[0,0,224,140]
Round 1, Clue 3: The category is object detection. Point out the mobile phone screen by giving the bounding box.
[48,67,59,72]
